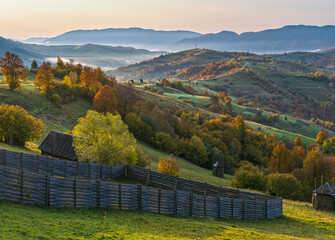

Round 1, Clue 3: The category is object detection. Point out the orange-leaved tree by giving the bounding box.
[0,51,26,91]
[79,66,100,96]
[93,85,118,114]
[157,155,180,176]
[269,144,296,173]
[35,62,56,96]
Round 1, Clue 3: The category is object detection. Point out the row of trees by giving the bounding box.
[232,135,334,201]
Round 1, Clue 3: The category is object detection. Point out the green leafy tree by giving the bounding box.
[190,136,208,166]
[0,104,44,146]
[72,110,138,165]
[231,161,267,192]
[303,148,332,182]
[267,173,303,200]
[0,51,27,91]
[155,132,175,153]
[30,60,38,70]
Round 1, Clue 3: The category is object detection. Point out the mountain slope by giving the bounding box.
[173,25,335,53]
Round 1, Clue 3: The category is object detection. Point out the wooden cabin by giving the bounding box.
[38,130,78,161]
[212,161,224,178]
[312,182,335,212]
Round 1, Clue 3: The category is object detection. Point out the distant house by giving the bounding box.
[38,130,77,161]
[312,182,335,212]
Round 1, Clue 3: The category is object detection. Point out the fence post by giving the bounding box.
[46,174,50,207]
[88,164,91,179]
[36,156,40,173]
[158,189,161,214]
[74,177,77,208]
[265,200,268,220]
[138,184,142,211]
[97,179,101,208]
[189,192,193,217]
[146,169,151,186]
[125,164,128,178]
[20,170,24,203]
[100,165,103,180]
[174,190,178,215]
[119,183,122,210]
[218,196,221,220]
[204,193,207,218]
[2,150,6,166]
[174,177,179,190]
[231,198,234,219]
[64,160,67,177]
[76,161,79,178]
[20,152,24,169]
[242,198,245,219]
[52,158,55,176]
[110,166,113,180]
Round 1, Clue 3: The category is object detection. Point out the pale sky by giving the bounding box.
[0,0,334,39]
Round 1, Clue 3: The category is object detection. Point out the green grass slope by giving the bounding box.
[1,199,334,240]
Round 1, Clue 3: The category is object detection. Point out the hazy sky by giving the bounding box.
[1,0,334,39]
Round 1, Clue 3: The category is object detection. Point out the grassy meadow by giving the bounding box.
[0,199,334,240]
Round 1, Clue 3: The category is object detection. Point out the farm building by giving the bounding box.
[212,161,224,177]
[312,182,335,212]
[38,130,77,161]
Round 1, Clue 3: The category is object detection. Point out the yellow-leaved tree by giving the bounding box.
[72,110,138,165]
[34,62,56,96]
[0,104,44,146]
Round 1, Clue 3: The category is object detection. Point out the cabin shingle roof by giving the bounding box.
[314,182,335,196]
[38,130,77,161]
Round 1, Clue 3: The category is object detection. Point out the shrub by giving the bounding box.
[231,161,267,192]
[0,104,44,146]
[155,132,175,153]
[157,155,180,176]
[135,147,151,168]
[267,173,303,200]
[49,93,61,106]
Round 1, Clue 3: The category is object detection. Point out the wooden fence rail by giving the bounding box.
[0,149,283,219]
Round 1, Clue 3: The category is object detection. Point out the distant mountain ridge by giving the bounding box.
[173,25,335,53]
[22,25,335,53]
[25,27,202,50]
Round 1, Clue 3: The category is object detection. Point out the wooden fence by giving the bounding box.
[0,149,282,219]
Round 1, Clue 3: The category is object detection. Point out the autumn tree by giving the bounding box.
[93,85,118,114]
[95,67,110,86]
[0,51,27,91]
[303,148,332,182]
[56,57,65,69]
[161,78,170,88]
[35,62,56,96]
[62,71,78,86]
[292,146,305,168]
[316,131,327,144]
[0,104,44,146]
[269,144,296,173]
[72,110,138,165]
[79,66,100,96]
[294,137,303,147]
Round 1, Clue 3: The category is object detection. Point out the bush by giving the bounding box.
[155,132,175,153]
[267,173,303,200]
[135,147,151,168]
[0,104,44,146]
[49,93,61,106]
[231,161,267,192]
[157,155,180,176]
